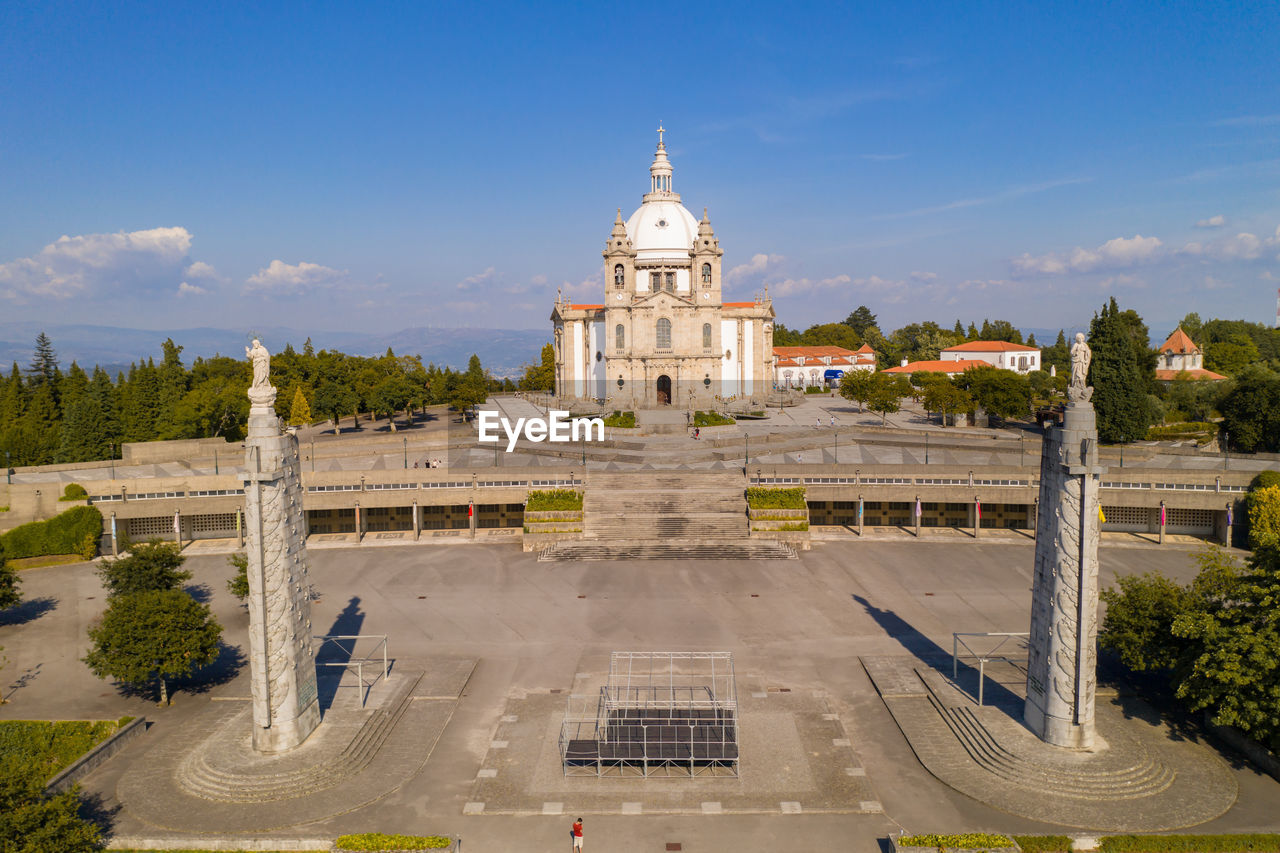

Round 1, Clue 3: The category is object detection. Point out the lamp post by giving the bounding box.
[403,437,408,469]
[214,448,219,475]
[1222,430,1229,471]
[4,450,9,484]
[108,444,114,480]
[925,432,930,465]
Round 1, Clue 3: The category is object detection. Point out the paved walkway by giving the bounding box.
[4,541,1278,850]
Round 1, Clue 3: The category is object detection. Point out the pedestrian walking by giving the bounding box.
[572,817,584,850]
[830,415,836,427]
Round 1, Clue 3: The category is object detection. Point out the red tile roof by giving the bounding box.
[723,301,758,308]
[855,344,875,354]
[568,304,603,310]
[1155,368,1227,381]
[883,359,993,374]
[942,340,1039,353]
[773,346,858,357]
[1159,327,1200,355]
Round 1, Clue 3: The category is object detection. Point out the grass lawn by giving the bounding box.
[0,718,132,782]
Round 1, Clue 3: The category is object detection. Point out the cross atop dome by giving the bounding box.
[657,123,665,146]
[647,123,676,200]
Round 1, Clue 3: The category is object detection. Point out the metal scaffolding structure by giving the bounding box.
[559,652,739,778]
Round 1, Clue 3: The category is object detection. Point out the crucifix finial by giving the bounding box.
[657,122,665,146]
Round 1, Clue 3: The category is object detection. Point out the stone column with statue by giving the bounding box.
[242,338,322,752]
[1024,332,1106,748]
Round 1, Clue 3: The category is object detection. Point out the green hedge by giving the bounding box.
[336,834,452,851]
[1013,837,1073,853]
[899,834,1014,850]
[603,410,636,428]
[693,410,735,426]
[746,487,807,509]
[804,385,827,394]
[0,505,102,560]
[1099,835,1280,853]
[1146,422,1218,444]
[60,483,88,501]
[0,718,130,782]
[525,489,583,512]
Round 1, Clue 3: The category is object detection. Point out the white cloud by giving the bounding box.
[1195,215,1225,228]
[769,274,853,297]
[245,260,346,295]
[726,253,785,285]
[1012,234,1163,276]
[1180,232,1263,261]
[176,281,207,297]
[456,266,497,291]
[0,226,194,301]
[184,260,218,279]
[910,270,937,281]
[1203,275,1231,290]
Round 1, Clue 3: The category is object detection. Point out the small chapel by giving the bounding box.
[551,129,775,409]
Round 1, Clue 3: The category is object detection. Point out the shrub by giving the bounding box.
[777,521,809,531]
[1099,834,1280,852]
[1145,422,1218,444]
[602,411,636,428]
[335,833,452,850]
[898,834,1014,850]
[525,489,583,512]
[804,385,827,394]
[746,487,807,509]
[1014,836,1073,853]
[0,719,128,782]
[60,483,89,501]
[693,410,735,427]
[0,505,102,560]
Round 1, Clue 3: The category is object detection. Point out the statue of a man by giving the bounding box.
[1070,332,1092,398]
[246,338,271,390]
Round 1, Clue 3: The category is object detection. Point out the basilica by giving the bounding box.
[551,129,775,409]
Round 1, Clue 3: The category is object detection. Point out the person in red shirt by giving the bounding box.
[572,817,584,850]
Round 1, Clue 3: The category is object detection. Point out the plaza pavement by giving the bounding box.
[3,539,1279,852]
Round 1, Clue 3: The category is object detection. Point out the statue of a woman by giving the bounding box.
[246,338,271,389]
[1069,332,1092,400]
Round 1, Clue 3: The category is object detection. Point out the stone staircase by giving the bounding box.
[923,681,1176,801]
[177,671,423,802]
[538,470,796,560]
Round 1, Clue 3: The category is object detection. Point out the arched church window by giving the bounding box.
[613,265,625,288]
[664,272,675,292]
[615,324,625,351]
[701,263,712,284]
[656,318,672,350]
[702,323,712,351]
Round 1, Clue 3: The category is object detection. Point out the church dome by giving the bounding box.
[626,200,699,257]
[623,126,700,260]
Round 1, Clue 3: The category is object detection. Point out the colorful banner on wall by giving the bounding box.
[915,498,922,518]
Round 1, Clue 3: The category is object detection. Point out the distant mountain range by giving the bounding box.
[0,322,550,378]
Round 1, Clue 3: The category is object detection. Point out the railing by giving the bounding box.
[952,631,1029,707]
[312,634,389,708]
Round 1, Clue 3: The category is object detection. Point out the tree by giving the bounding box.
[1100,572,1199,672]
[314,380,359,432]
[1179,312,1203,344]
[1219,369,1280,452]
[843,305,879,337]
[288,386,313,427]
[0,760,103,852]
[1203,333,1261,377]
[519,343,555,392]
[26,333,60,394]
[0,542,20,610]
[867,373,911,425]
[960,366,1031,420]
[96,540,191,598]
[1248,485,1280,550]
[1088,297,1156,443]
[982,320,1023,344]
[920,376,972,426]
[226,553,249,601]
[84,589,222,705]
[449,354,489,415]
[838,369,877,412]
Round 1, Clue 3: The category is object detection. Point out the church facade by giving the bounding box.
[552,130,774,409]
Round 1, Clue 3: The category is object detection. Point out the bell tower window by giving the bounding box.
[615,324,625,351]
[702,323,712,351]
[701,263,712,284]
[613,265,625,288]
[656,318,672,350]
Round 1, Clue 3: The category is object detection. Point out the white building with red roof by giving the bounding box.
[883,358,993,377]
[939,340,1041,373]
[1154,327,1226,381]
[773,344,876,388]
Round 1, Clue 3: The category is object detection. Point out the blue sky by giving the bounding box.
[2,1,1278,341]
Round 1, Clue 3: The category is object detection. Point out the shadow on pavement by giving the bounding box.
[0,595,57,627]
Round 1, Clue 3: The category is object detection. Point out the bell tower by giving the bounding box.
[692,208,723,306]
[603,208,636,299]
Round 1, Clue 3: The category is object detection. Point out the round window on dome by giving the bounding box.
[657,219,668,228]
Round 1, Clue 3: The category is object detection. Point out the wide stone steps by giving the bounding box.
[537,540,797,561]
[587,496,745,513]
[928,694,1175,800]
[585,518,745,540]
[177,671,423,802]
